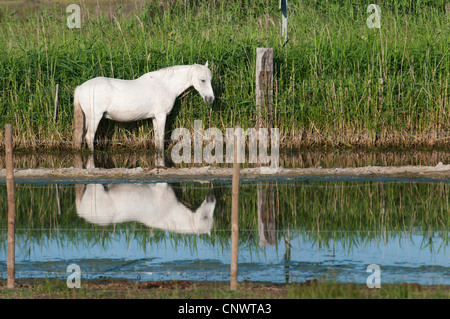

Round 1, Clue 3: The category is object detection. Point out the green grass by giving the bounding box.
[0,0,448,151]
[286,280,450,299]
[1,278,449,299]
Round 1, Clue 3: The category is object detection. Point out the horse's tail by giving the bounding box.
[73,86,85,150]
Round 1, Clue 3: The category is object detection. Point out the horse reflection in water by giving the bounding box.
[75,183,216,235]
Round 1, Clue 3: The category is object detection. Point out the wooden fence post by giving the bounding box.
[257,182,276,246]
[230,130,240,291]
[5,124,16,289]
[255,48,274,130]
[55,184,62,215]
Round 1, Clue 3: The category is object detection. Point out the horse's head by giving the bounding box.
[191,62,215,105]
[194,193,216,235]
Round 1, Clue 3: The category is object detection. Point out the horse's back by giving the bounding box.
[76,75,170,121]
[76,76,122,95]
[76,77,116,102]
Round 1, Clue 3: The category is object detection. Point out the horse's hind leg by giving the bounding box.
[74,153,84,169]
[84,114,103,153]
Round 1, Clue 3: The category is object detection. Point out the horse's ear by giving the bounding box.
[205,61,209,68]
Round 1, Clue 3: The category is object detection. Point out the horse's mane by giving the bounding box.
[141,65,194,80]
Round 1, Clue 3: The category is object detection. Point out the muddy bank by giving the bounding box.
[0,163,449,183]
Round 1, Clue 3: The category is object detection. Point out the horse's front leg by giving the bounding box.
[86,154,95,169]
[153,115,166,167]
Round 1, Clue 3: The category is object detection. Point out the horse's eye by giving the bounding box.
[201,80,206,83]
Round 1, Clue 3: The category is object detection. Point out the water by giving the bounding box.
[1,149,449,170]
[7,230,448,285]
[0,178,449,285]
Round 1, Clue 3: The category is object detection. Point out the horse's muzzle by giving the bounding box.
[206,194,216,203]
[204,96,214,104]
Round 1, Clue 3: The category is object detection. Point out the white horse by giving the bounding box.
[75,183,216,235]
[73,62,214,167]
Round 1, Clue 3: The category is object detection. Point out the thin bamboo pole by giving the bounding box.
[5,124,16,289]
[230,132,240,290]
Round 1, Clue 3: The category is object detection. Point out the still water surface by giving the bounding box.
[1,177,449,285]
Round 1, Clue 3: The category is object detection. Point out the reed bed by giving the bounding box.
[0,0,449,151]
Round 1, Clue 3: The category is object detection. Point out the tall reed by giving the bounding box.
[0,0,448,150]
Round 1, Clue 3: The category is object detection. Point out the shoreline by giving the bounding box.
[0,163,449,183]
[1,278,449,299]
